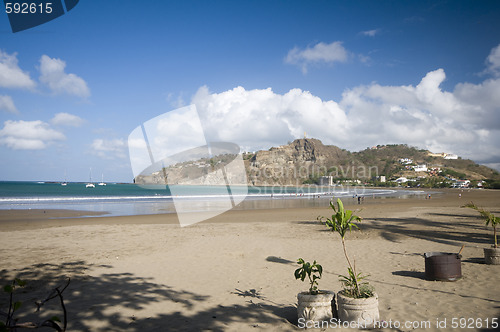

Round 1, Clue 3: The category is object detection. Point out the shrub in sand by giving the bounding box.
[322,197,379,324]
[0,278,69,331]
[463,202,500,264]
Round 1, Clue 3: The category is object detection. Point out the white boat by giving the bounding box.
[86,168,95,188]
[98,173,106,186]
[61,170,68,186]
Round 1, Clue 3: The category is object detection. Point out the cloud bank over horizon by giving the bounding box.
[193,53,500,170]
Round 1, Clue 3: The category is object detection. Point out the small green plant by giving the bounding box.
[463,202,500,248]
[1,278,26,331]
[323,197,373,298]
[0,278,69,332]
[339,268,374,299]
[294,258,323,295]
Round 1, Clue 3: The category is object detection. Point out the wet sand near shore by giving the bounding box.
[0,189,499,331]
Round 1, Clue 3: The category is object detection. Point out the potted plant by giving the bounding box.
[464,202,500,265]
[295,258,336,324]
[323,198,379,324]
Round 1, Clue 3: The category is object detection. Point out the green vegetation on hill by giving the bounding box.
[245,139,500,188]
[353,144,499,182]
[135,138,500,189]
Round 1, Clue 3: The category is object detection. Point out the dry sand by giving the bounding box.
[0,189,499,331]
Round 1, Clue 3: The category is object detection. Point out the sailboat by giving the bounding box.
[86,168,95,188]
[98,173,106,186]
[61,169,68,186]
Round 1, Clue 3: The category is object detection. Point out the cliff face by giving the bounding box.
[134,138,351,186]
[245,138,350,185]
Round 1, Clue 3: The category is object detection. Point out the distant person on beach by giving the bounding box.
[358,196,361,204]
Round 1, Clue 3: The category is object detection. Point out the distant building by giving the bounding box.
[444,154,458,160]
[452,180,470,188]
[428,152,446,158]
[319,176,334,186]
[343,179,361,185]
[428,152,458,159]
[380,175,386,183]
[413,164,428,172]
[395,177,408,183]
[428,167,441,176]
[399,158,413,165]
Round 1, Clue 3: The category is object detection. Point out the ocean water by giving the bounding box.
[0,181,426,217]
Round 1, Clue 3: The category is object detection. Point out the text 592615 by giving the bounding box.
[5,2,53,14]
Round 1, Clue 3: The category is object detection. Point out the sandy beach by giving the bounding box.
[1,189,499,331]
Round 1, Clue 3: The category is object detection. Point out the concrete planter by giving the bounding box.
[297,290,336,324]
[484,247,500,265]
[337,291,379,325]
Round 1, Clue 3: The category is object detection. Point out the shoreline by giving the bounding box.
[0,184,428,219]
[0,188,497,231]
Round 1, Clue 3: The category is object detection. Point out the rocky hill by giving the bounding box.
[244,138,347,185]
[135,138,500,187]
[244,139,500,185]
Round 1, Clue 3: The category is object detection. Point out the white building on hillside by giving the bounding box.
[395,177,408,183]
[413,164,428,172]
[444,154,458,159]
[319,176,334,186]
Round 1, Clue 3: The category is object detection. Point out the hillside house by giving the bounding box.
[444,154,458,160]
[452,180,470,188]
[395,177,408,183]
[319,176,334,186]
[413,164,428,172]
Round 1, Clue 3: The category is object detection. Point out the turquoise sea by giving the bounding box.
[0,181,426,217]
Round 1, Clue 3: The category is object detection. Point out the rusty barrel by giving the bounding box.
[424,252,462,281]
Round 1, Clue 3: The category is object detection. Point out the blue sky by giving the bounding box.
[1,0,500,182]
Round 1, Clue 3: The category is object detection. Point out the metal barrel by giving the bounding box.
[424,252,462,281]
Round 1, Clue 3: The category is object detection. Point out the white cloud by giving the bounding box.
[191,66,500,168]
[454,78,500,130]
[285,41,348,74]
[0,50,36,89]
[486,43,500,76]
[51,112,85,127]
[361,29,380,37]
[0,95,18,113]
[0,120,65,150]
[166,92,186,108]
[192,85,348,152]
[90,138,127,159]
[39,55,90,98]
